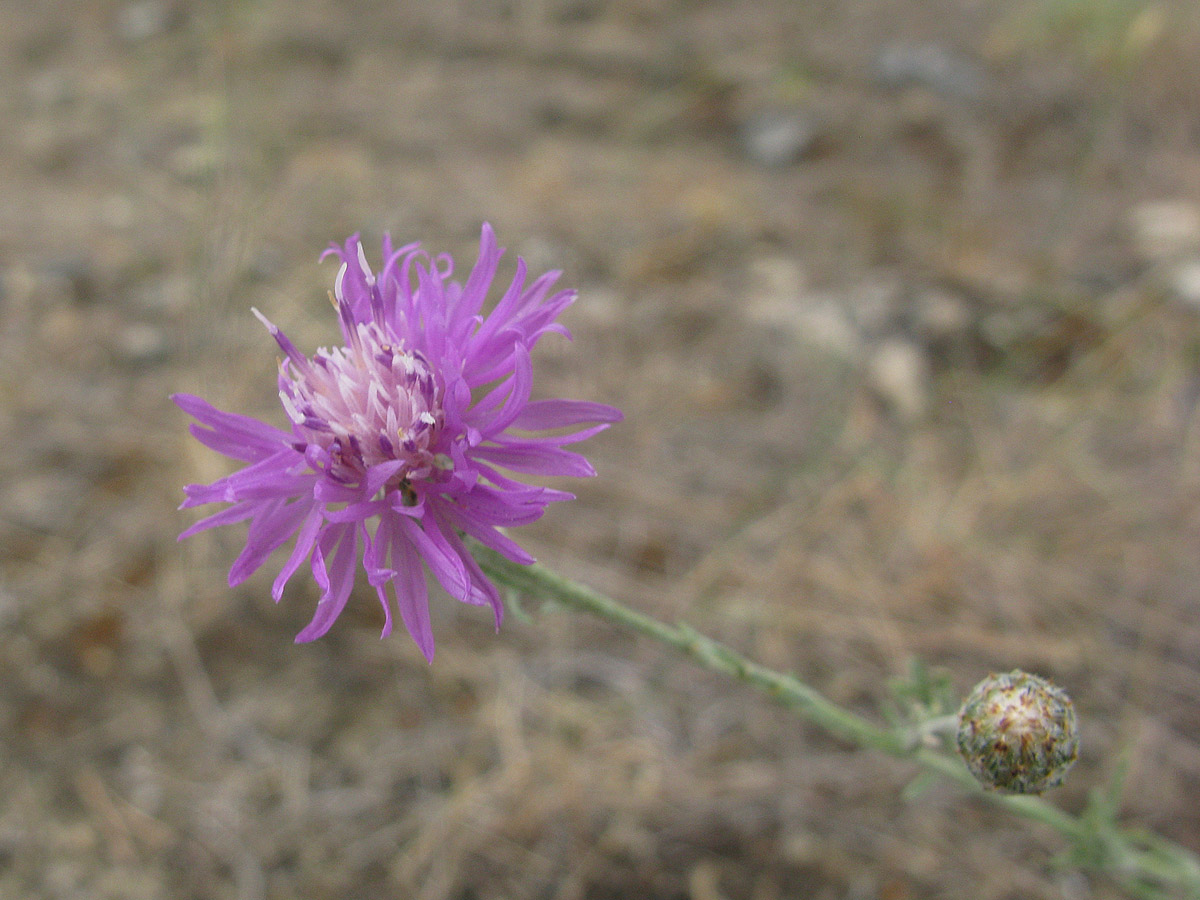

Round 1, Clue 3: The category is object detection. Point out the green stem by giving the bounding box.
[473,544,1200,900]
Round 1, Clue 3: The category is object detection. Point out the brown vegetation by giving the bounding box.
[3,1,1200,897]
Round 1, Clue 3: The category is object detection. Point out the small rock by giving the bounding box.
[114,322,170,365]
[24,70,74,111]
[119,745,165,815]
[746,297,860,359]
[847,278,903,337]
[738,110,818,167]
[911,288,974,368]
[874,43,985,101]
[18,119,81,171]
[568,285,623,328]
[2,472,89,534]
[1130,201,1200,261]
[167,141,220,182]
[912,288,972,341]
[115,1,180,42]
[40,305,86,350]
[787,298,860,359]
[1170,260,1200,310]
[0,584,19,630]
[746,259,860,359]
[130,273,192,315]
[551,0,604,23]
[979,303,1045,351]
[99,193,136,230]
[42,258,99,305]
[868,338,929,420]
[810,303,861,358]
[747,256,807,303]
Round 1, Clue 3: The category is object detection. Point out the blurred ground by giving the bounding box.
[2,1,1200,898]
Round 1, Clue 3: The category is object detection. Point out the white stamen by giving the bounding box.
[356,241,375,286]
[279,391,304,424]
[334,262,348,300]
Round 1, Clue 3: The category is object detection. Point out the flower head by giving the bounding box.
[176,224,621,659]
[956,670,1079,794]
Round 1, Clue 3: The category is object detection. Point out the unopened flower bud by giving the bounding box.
[956,670,1079,794]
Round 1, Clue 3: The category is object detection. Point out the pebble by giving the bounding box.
[792,299,860,359]
[24,70,75,112]
[867,338,929,421]
[130,273,192,315]
[99,194,136,231]
[1169,260,1200,310]
[1130,200,1200,261]
[167,142,220,182]
[748,256,807,300]
[41,259,98,305]
[2,472,89,534]
[737,110,818,167]
[847,278,903,337]
[115,1,179,42]
[0,584,18,630]
[114,322,170,365]
[120,746,165,815]
[874,43,985,101]
[746,258,860,359]
[912,288,972,342]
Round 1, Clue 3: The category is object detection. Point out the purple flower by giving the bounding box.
[175,224,621,660]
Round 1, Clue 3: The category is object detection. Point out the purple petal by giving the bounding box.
[398,516,468,600]
[414,260,448,363]
[365,515,397,586]
[228,497,312,586]
[510,399,624,431]
[173,393,292,456]
[186,422,286,464]
[467,370,517,424]
[480,344,532,436]
[465,344,534,436]
[392,524,434,661]
[185,469,317,506]
[465,258,527,366]
[473,462,575,503]
[363,516,396,639]
[177,501,258,540]
[473,443,597,478]
[452,223,501,323]
[364,459,407,495]
[372,583,394,638]
[494,422,612,447]
[295,522,358,642]
[271,503,324,601]
[312,479,363,504]
[434,500,535,565]
[438,524,503,624]
[322,499,388,523]
[453,484,554,526]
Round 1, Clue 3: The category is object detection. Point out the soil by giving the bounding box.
[3,2,1200,898]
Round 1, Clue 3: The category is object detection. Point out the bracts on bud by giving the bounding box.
[956,670,1079,794]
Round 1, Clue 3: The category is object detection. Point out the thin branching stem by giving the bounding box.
[472,544,1200,900]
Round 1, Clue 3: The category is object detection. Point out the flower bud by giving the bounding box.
[956,670,1079,794]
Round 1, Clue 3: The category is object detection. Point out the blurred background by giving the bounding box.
[2,1,1200,897]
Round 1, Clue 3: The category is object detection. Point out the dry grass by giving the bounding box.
[2,1,1200,898]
